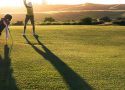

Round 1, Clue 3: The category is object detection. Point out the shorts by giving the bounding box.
[25,15,34,24]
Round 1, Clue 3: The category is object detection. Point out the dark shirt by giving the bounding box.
[0,18,10,33]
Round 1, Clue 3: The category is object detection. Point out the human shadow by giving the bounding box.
[0,45,19,90]
[23,35,93,90]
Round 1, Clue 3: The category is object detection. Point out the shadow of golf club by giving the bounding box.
[23,35,93,90]
[0,44,19,90]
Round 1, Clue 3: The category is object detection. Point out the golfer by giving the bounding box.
[23,0,36,35]
[0,14,12,39]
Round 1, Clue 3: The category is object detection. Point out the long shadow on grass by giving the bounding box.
[23,35,93,90]
[0,45,19,90]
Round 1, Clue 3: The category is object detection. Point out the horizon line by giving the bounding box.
[0,2,125,7]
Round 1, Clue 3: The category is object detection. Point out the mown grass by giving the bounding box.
[0,25,125,90]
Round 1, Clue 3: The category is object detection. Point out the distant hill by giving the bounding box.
[1,3,125,13]
[1,3,125,22]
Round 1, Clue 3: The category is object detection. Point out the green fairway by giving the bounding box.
[0,25,125,90]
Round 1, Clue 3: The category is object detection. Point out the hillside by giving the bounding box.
[1,3,125,22]
[1,3,125,13]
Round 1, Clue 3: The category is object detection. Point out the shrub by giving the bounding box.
[80,17,92,25]
[92,21,104,25]
[100,16,111,22]
[113,20,125,25]
[44,17,55,22]
[13,21,23,25]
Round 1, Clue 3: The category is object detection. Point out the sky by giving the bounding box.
[0,0,125,7]
[47,0,125,5]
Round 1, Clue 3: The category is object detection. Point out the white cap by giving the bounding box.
[27,2,32,7]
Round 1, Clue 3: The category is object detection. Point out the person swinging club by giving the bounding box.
[23,0,37,35]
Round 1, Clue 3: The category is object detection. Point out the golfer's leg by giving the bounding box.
[0,30,1,36]
[24,15,29,34]
[30,16,35,34]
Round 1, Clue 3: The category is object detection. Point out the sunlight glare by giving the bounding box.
[0,0,125,7]
[0,0,42,7]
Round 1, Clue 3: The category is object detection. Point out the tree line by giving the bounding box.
[12,16,125,26]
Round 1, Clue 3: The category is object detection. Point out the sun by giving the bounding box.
[0,0,42,7]
[0,0,125,7]
[0,0,85,7]
[0,0,23,7]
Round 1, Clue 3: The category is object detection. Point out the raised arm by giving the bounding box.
[23,0,27,7]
